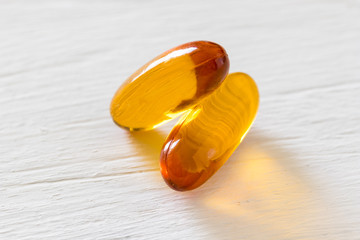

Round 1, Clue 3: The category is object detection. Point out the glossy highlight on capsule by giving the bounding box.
[110,41,229,131]
[160,73,259,191]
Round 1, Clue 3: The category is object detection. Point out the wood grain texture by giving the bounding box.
[1,0,359,239]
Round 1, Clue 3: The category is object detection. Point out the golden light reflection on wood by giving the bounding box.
[198,134,324,238]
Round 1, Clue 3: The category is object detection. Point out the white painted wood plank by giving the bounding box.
[1,0,360,239]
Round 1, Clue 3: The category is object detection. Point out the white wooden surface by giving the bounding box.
[1,0,360,239]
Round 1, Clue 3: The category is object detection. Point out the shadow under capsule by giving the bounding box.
[127,129,168,170]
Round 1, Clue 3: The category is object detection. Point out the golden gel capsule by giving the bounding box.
[110,41,229,131]
[160,73,259,191]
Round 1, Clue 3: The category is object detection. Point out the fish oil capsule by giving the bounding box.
[110,41,229,131]
[160,73,259,191]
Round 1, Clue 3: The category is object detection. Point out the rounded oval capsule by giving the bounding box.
[110,41,229,131]
[160,73,259,191]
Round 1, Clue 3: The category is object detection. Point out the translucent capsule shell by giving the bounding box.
[160,73,259,191]
[110,41,229,131]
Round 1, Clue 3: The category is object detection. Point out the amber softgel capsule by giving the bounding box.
[160,73,259,191]
[110,41,229,131]
[111,41,259,191]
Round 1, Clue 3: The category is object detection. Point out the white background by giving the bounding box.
[1,0,360,239]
